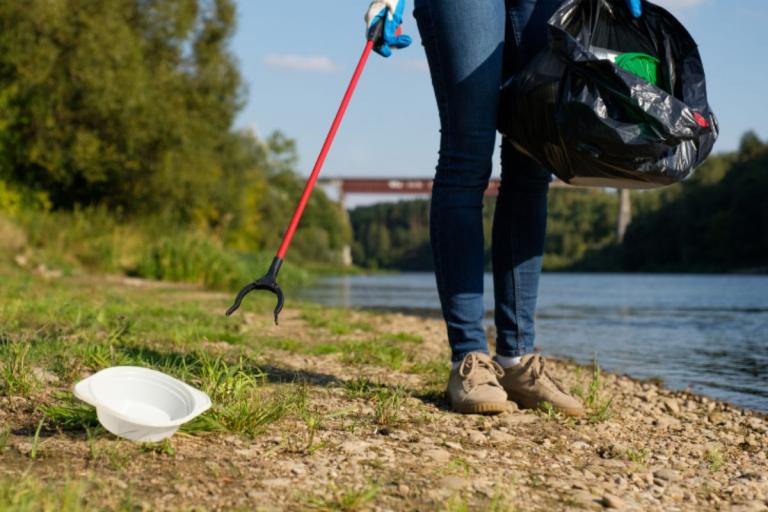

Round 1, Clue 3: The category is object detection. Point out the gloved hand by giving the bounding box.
[625,0,642,18]
[365,0,412,57]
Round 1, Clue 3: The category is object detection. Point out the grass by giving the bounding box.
[305,482,380,512]
[625,447,652,465]
[537,401,558,420]
[85,435,132,471]
[343,377,381,399]
[0,476,87,512]
[446,457,473,476]
[299,305,373,335]
[372,386,408,427]
[0,341,36,396]
[706,446,724,472]
[0,428,9,451]
[264,336,411,371]
[30,417,45,460]
[9,207,311,291]
[41,394,99,430]
[573,356,614,424]
[140,439,176,457]
[0,257,650,511]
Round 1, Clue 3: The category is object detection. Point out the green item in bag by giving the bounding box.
[615,52,660,86]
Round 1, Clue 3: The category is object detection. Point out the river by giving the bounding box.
[299,273,768,412]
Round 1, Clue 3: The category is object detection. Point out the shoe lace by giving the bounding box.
[459,353,504,388]
[529,355,570,395]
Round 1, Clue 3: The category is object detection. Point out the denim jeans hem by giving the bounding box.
[451,348,491,363]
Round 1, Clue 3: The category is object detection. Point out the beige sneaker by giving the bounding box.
[496,354,585,417]
[447,352,509,414]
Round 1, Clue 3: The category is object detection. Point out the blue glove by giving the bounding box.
[365,0,412,57]
[626,0,642,18]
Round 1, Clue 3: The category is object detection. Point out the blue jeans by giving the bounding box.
[414,0,561,362]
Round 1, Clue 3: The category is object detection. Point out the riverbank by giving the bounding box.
[1,267,767,511]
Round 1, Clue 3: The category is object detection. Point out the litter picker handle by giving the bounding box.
[227,21,384,323]
[275,38,377,260]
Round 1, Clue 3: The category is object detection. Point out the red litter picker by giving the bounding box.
[226,22,385,324]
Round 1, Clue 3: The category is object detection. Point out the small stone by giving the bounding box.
[572,441,591,450]
[498,414,537,427]
[571,490,598,508]
[608,443,629,458]
[489,430,515,443]
[663,398,680,415]
[444,441,462,450]
[31,367,58,385]
[246,490,267,500]
[340,441,370,454]
[601,494,625,509]
[439,475,470,491]
[653,469,680,482]
[709,412,727,425]
[13,441,33,456]
[290,463,306,476]
[261,478,291,488]
[423,448,451,463]
[654,415,680,429]
[467,430,486,444]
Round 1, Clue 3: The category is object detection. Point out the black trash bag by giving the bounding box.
[499,0,718,189]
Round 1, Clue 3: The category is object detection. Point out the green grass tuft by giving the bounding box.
[41,394,100,431]
[0,476,86,512]
[584,356,614,424]
[299,306,373,335]
[0,341,36,396]
[305,482,380,511]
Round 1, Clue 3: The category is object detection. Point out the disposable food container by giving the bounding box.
[74,366,211,442]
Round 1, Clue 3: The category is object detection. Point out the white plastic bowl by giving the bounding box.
[74,366,211,442]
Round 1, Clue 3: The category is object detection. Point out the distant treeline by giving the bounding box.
[0,1,350,273]
[350,133,768,273]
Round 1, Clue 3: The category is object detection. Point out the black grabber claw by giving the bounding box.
[226,257,284,324]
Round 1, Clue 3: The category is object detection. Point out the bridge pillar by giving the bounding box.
[616,189,632,242]
[341,245,353,266]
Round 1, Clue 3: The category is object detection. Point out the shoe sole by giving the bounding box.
[450,401,510,415]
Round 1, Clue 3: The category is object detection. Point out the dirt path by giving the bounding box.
[1,273,767,511]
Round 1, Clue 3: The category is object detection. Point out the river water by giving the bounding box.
[299,273,768,411]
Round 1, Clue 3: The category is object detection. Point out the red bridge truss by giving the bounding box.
[318,176,567,197]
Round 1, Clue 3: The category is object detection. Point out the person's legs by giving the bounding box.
[414,0,506,364]
[492,0,585,417]
[493,0,561,360]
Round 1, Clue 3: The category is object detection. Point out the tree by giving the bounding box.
[0,0,242,219]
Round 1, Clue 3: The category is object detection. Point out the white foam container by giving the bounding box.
[74,366,211,442]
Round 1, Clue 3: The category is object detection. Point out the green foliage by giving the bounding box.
[349,136,768,274]
[349,200,432,270]
[0,476,87,512]
[544,189,618,270]
[41,394,100,431]
[349,190,618,271]
[135,233,247,289]
[622,143,768,272]
[305,482,380,512]
[0,0,240,217]
[584,357,614,424]
[0,341,36,396]
[706,446,724,472]
[0,3,350,272]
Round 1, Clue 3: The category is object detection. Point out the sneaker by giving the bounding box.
[496,354,585,417]
[447,352,509,415]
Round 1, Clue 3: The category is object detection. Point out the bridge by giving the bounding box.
[319,176,632,242]
[319,176,566,202]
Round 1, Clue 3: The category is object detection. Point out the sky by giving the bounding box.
[231,0,768,188]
